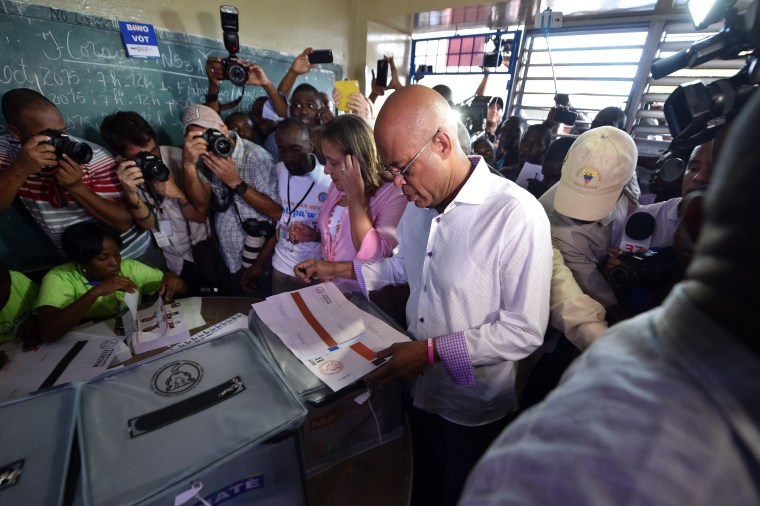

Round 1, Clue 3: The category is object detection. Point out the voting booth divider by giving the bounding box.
[249,292,407,476]
[0,329,310,506]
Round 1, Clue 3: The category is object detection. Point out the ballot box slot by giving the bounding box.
[128,376,245,438]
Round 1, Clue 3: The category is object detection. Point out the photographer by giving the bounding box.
[100,111,212,292]
[0,88,151,260]
[181,104,280,297]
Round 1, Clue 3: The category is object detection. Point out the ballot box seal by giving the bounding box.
[151,360,204,397]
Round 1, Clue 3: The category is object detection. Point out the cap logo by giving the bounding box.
[582,169,597,186]
[184,106,201,123]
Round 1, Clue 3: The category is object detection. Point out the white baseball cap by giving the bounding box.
[554,126,637,221]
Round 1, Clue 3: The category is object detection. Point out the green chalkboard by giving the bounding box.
[0,1,341,272]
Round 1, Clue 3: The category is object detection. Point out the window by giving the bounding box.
[511,26,649,127]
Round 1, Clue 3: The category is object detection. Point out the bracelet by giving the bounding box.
[204,92,219,103]
[427,338,434,367]
[127,197,141,210]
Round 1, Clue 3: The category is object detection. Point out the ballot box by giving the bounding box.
[250,291,406,476]
[77,329,308,506]
[0,384,78,506]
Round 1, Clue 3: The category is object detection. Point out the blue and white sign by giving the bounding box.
[118,21,160,59]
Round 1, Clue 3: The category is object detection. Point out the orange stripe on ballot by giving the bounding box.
[290,292,338,347]
[349,342,376,361]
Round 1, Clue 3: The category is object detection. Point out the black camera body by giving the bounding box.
[39,129,93,175]
[607,247,675,291]
[220,5,247,87]
[376,59,389,87]
[546,105,578,126]
[202,128,233,157]
[133,151,170,182]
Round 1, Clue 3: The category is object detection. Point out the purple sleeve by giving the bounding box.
[435,331,475,386]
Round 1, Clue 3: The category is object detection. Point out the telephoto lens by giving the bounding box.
[240,219,274,268]
[133,152,170,182]
[202,128,233,157]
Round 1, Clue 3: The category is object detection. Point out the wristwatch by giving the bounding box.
[233,181,248,196]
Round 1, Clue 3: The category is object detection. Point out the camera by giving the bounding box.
[240,219,274,268]
[133,152,170,182]
[39,129,93,174]
[202,128,233,157]
[651,0,759,150]
[220,5,248,87]
[546,105,577,125]
[607,247,676,291]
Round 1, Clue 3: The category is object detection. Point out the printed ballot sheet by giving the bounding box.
[253,282,411,391]
[0,336,124,401]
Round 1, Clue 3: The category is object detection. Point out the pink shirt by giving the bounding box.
[319,181,407,291]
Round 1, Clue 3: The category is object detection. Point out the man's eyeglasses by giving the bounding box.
[381,128,441,182]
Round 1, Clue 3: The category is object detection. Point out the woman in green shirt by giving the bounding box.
[36,222,187,342]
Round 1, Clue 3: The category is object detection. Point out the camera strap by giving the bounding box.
[219,86,245,110]
[284,173,315,226]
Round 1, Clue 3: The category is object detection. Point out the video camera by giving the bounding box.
[219,5,247,87]
[651,0,759,150]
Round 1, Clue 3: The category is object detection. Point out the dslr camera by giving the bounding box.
[39,129,93,175]
[133,152,170,182]
[219,5,247,87]
[203,128,233,157]
[607,247,676,291]
[240,219,274,268]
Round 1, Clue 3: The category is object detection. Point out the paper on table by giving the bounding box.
[176,296,205,329]
[260,282,366,358]
[0,336,124,401]
[252,282,411,391]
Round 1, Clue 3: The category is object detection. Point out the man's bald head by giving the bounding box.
[375,85,461,160]
[1,88,63,140]
[374,86,472,212]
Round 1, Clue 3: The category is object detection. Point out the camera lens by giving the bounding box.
[227,62,248,87]
[64,141,93,165]
[212,137,233,157]
[134,152,170,182]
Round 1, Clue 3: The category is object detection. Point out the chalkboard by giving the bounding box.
[0,1,341,272]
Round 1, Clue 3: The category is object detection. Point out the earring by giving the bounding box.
[81,265,88,278]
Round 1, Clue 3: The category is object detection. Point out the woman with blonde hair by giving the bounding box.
[292,115,406,292]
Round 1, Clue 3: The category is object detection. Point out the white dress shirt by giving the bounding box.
[358,158,552,426]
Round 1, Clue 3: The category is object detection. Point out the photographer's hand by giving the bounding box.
[202,152,242,188]
[13,135,57,176]
[152,175,186,202]
[244,62,273,87]
[116,160,144,195]
[182,131,208,170]
[55,154,84,189]
[387,55,402,91]
[204,56,224,113]
[291,47,316,75]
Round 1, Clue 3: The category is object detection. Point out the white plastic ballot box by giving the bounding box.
[0,384,79,506]
[77,329,308,505]
[249,291,406,476]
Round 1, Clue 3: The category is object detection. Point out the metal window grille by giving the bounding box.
[511,25,649,128]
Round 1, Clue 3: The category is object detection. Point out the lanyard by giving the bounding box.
[285,173,315,225]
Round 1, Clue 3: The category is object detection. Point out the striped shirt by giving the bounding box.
[0,134,150,258]
[198,132,279,273]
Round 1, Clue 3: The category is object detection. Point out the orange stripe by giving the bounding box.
[290,292,338,347]
[349,342,376,361]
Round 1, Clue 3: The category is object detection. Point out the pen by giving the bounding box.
[84,281,101,286]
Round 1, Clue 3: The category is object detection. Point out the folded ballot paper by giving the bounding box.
[123,291,190,354]
[252,282,411,391]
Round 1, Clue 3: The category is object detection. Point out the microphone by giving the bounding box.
[620,211,656,252]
